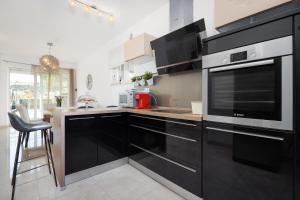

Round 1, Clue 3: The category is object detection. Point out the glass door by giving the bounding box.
[9,67,73,120]
[9,70,39,119]
[208,58,282,120]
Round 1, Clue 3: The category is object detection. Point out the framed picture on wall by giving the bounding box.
[110,66,120,85]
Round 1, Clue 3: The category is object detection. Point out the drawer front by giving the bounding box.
[66,115,98,135]
[129,125,201,168]
[130,144,202,197]
[203,121,294,200]
[129,114,201,141]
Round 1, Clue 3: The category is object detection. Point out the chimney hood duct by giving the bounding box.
[170,0,194,31]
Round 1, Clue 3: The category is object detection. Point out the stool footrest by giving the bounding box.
[18,155,46,163]
[17,163,48,175]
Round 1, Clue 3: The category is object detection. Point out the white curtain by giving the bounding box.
[31,65,74,110]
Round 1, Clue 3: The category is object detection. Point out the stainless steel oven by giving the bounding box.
[202,36,293,131]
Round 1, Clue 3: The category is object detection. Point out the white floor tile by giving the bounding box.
[139,187,186,200]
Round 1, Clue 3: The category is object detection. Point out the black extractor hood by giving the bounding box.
[151,19,206,75]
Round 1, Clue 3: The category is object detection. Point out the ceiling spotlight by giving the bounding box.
[85,5,91,12]
[69,0,76,7]
[69,0,115,22]
[109,15,115,22]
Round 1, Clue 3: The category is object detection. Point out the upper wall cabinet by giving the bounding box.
[215,0,292,28]
[124,33,156,63]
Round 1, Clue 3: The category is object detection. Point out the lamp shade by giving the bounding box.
[39,54,60,72]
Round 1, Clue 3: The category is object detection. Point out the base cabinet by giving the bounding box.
[65,115,98,175]
[65,113,128,175]
[129,114,202,197]
[203,122,294,200]
[97,113,128,164]
[64,111,295,200]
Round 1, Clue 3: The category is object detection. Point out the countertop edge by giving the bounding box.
[55,108,202,122]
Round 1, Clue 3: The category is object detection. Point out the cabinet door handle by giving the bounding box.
[130,124,197,142]
[206,127,284,141]
[101,115,122,118]
[69,117,96,121]
[130,114,197,127]
[130,144,197,173]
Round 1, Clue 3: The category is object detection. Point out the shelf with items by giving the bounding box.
[110,62,135,86]
[131,71,155,87]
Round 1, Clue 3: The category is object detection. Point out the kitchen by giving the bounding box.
[1,0,300,200]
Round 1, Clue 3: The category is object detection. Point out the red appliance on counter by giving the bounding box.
[135,93,150,109]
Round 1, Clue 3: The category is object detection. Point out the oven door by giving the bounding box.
[203,55,293,131]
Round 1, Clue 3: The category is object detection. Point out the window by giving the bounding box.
[9,64,74,119]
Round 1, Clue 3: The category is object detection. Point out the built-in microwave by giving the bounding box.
[202,36,293,131]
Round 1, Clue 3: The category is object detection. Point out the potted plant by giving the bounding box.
[136,75,144,86]
[55,96,63,107]
[143,71,153,86]
[131,76,139,86]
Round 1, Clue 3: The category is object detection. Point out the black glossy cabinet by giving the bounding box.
[129,125,200,168]
[97,113,128,164]
[203,122,294,200]
[129,114,202,197]
[65,113,128,175]
[295,13,300,200]
[65,115,98,175]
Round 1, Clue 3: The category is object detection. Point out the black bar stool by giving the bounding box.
[8,112,57,200]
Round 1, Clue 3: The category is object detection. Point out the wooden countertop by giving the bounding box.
[54,107,202,122]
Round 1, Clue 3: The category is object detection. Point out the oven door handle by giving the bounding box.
[209,59,274,72]
[206,127,284,141]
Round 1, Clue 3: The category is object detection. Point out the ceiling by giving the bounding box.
[0,0,168,65]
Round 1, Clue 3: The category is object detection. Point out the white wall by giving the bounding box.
[194,0,218,36]
[76,0,218,107]
[0,59,9,126]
